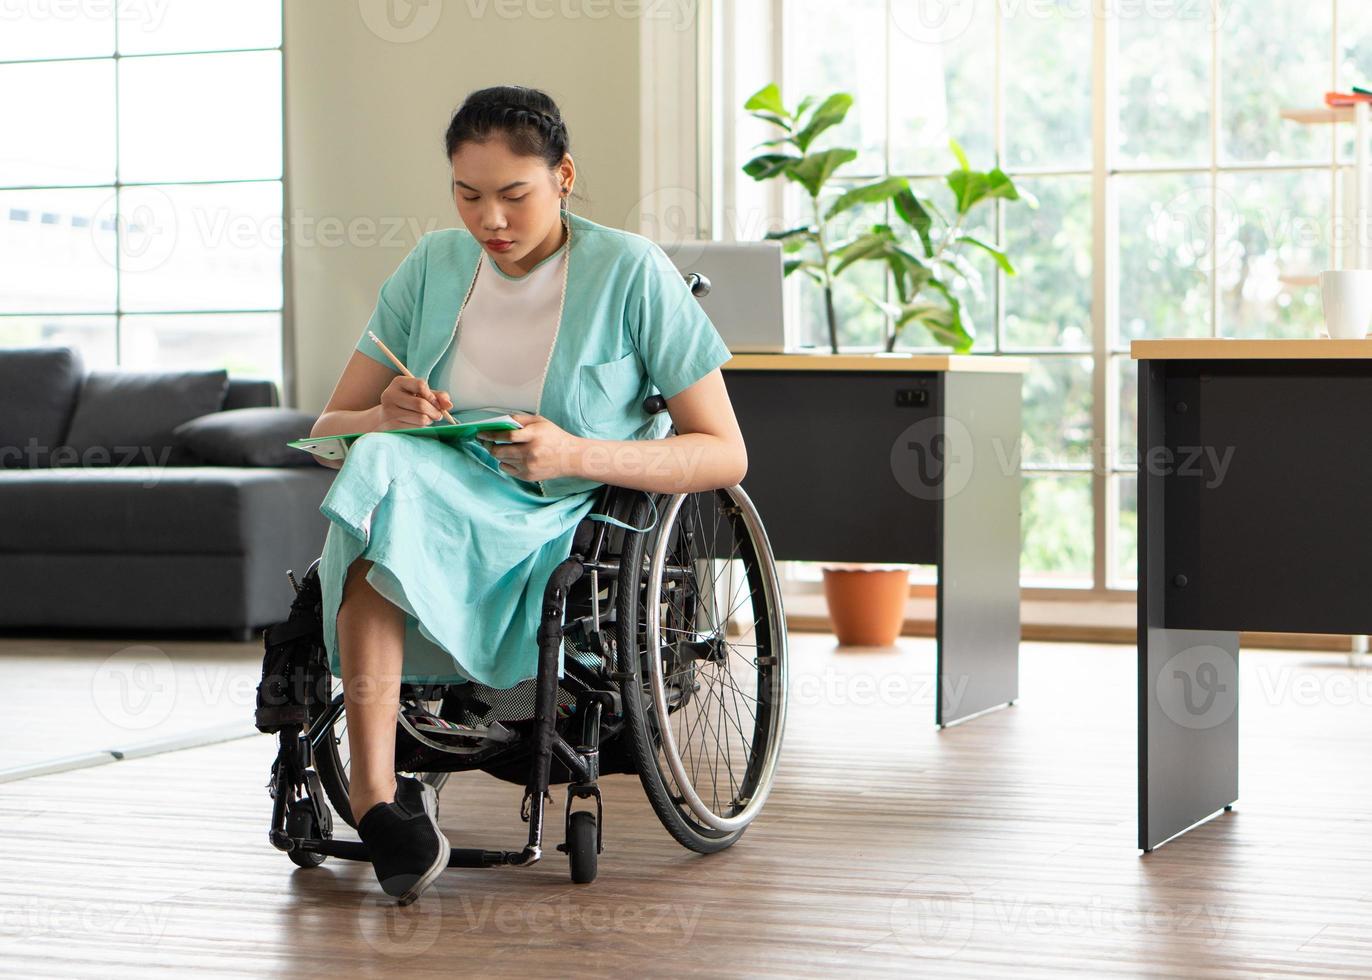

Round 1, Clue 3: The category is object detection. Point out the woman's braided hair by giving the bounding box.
[444,85,570,171]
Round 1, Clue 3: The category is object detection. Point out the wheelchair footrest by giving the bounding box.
[299,837,531,868]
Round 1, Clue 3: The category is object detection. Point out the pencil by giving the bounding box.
[366,329,458,425]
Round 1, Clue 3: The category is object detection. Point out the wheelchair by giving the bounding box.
[255,383,788,885]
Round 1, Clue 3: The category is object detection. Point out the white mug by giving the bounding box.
[1319,270,1372,339]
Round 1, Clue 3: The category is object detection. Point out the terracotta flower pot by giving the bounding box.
[821,564,911,647]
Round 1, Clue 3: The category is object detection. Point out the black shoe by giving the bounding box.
[356,775,450,905]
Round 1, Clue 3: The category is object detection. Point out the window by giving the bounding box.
[0,0,285,386]
[714,0,1371,593]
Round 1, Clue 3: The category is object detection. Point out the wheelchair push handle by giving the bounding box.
[642,393,667,415]
[683,272,711,298]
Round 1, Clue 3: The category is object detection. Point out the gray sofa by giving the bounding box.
[0,346,336,640]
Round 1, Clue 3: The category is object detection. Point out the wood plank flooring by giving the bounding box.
[1,634,1370,977]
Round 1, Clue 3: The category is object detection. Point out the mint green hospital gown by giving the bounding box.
[316,211,733,690]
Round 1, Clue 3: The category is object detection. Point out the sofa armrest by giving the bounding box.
[173,407,319,467]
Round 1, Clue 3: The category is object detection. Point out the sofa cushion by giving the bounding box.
[173,407,319,467]
[0,346,85,469]
[53,369,230,468]
[224,378,281,411]
[0,466,334,555]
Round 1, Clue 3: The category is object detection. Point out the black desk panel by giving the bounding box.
[726,370,942,565]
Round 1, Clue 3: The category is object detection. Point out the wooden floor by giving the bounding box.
[2,633,1371,977]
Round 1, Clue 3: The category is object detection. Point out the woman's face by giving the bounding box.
[450,136,572,268]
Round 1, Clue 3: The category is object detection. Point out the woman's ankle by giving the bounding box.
[350,776,398,825]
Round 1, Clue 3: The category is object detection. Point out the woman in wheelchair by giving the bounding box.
[257,84,788,905]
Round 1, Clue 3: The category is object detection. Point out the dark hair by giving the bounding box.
[444,85,570,171]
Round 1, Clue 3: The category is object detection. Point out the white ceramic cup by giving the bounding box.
[1319,270,1372,339]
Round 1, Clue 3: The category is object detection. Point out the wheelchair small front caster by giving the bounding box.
[285,799,327,869]
[566,810,598,884]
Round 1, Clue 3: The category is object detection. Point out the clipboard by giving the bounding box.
[287,414,523,462]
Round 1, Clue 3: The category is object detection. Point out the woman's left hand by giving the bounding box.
[476,412,582,482]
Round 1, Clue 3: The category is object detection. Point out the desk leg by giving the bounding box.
[1138,359,1238,851]
[936,373,1021,727]
[1138,625,1238,851]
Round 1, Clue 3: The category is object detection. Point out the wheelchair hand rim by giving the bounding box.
[644,485,788,833]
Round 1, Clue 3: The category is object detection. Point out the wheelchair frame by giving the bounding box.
[259,397,788,884]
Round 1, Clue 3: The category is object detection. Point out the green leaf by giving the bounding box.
[899,290,974,352]
[744,83,789,118]
[788,147,858,197]
[783,258,824,277]
[956,234,1016,275]
[795,94,817,119]
[945,169,988,213]
[749,110,793,130]
[984,167,1020,201]
[949,137,970,171]
[754,135,798,149]
[742,153,801,181]
[794,93,853,152]
[946,165,1022,214]
[823,176,909,221]
[892,187,934,257]
[887,250,932,303]
[764,224,814,240]
[830,228,893,276]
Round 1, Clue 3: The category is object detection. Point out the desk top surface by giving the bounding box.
[1132,338,1372,359]
[722,353,1030,373]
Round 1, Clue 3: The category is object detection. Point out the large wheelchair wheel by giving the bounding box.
[313,679,451,830]
[616,485,787,853]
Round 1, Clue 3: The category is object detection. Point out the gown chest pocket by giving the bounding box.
[575,350,646,436]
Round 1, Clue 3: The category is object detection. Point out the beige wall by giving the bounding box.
[284,0,645,411]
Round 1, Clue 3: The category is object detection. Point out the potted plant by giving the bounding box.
[741,82,1033,645]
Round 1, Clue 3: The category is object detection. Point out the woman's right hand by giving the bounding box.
[375,376,453,430]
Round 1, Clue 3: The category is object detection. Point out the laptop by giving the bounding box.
[664,241,786,353]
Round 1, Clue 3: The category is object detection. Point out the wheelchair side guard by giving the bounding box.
[256,564,329,735]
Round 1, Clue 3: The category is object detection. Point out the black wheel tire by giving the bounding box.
[285,801,327,868]
[313,710,358,830]
[567,810,598,884]
[288,847,326,869]
[616,492,746,855]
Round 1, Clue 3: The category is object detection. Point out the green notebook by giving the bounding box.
[288,414,522,462]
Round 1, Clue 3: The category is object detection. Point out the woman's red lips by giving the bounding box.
[485,238,513,251]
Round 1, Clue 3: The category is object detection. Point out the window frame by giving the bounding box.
[0,5,291,402]
[711,0,1349,597]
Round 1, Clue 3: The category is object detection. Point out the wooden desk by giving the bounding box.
[1133,338,1372,849]
[721,352,1027,726]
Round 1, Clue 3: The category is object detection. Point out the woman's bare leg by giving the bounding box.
[337,557,404,825]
